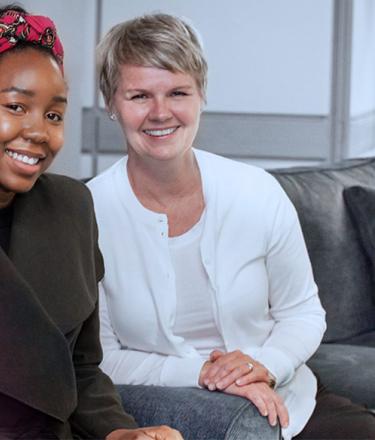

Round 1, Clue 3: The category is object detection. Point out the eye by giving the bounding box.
[46,112,63,122]
[171,90,188,97]
[130,94,147,101]
[5,103,24,113]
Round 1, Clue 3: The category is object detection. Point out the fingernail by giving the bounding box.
[236,379,242,385]
[208,384,216,391]
[263,411,268,417]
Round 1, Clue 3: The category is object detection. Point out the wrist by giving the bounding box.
[267,371,277,389]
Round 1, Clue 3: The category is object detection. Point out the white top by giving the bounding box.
[169,212,225,358]
[88,149,326,439]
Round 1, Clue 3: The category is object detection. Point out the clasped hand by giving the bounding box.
[199,350,289,429]
[106,425,183,440]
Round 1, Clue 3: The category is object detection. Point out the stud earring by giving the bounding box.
[109,113,117,121]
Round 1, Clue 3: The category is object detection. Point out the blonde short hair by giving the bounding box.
[96,13,208,107]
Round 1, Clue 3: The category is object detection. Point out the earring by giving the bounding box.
[109,113,117,121]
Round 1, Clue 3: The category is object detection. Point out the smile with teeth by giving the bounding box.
[143,127,178,137]
[5,149,42,166]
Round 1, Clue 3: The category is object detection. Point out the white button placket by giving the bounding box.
[154,215,176,334]
[158,216,167,238]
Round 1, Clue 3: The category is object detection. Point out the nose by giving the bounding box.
[21,114,49,144]
[148,97,172,122]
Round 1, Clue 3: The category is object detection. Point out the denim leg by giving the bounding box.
[116,385,281,440]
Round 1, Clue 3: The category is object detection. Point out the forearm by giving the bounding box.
[99,282,204,387]
[101,346,204,387]
[262,189,326,385]
[70,365,137,438]
[250,294,326,385]
[70,304,137,438]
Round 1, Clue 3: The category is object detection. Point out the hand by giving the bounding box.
[198,360,213,387]
[224,382,289,429]
[106,426,183,440]
[201,350,270,391]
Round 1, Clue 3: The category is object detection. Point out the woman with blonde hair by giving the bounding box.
[89,13,375,440]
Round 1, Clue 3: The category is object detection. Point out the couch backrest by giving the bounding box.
[270,159,375,343]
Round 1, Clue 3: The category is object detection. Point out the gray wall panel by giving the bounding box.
[349,111,375,157]
[82,108,329,160]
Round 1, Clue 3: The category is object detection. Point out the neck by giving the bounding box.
[127,149,201,204]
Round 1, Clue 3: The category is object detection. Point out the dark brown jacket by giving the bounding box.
[0,174,136,439]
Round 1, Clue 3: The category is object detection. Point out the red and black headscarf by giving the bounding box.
[0,9,64,70]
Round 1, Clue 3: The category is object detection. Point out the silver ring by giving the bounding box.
[247,362,254,372]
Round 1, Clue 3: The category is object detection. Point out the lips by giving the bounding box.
[5,148,45,166]
[143,127,178,137]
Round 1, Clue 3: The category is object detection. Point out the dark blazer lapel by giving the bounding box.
[0,202,77,421]
[10,177,97,333]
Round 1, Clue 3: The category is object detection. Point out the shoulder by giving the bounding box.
[38,173,90,196]
[33,173,96,218]
[194,148,282,196]
[87,157,126,196]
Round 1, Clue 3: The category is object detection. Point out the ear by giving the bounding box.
[106,104,117,121]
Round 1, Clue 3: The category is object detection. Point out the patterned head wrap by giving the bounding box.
[0,9,64,70]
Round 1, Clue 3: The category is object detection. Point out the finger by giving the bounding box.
[235,366,268,386]
[203,360,231,387]
[205,352,244,384]
[275,398,289,429]
[215,359,258,387]
[209,349,225,362]
[143,426,183,440]
[216,363,255,390]
[205,361,238,389]
[152,431,183,440]
[250,394,268,418]
[264,398,278,427]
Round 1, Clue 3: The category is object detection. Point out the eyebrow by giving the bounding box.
[124,85,195,95]
[0,86,34,97]
[0,86,67,104]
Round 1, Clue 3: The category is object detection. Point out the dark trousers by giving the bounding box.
[0,394,58,440]
[296,380,375,439]
[0,428,58,440]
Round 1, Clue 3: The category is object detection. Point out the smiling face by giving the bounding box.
[112,64,202,164]
[0,47,67,208]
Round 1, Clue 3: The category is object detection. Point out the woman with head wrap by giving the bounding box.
[0,4,182,440]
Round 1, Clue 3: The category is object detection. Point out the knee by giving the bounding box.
[225,401,281,440]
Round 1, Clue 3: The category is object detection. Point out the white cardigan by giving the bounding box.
[88,149,326,439]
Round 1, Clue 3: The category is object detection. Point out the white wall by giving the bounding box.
[350,0,375,117]
[14,0,362,176]
[18,0,88,178]
[98,0,333,115]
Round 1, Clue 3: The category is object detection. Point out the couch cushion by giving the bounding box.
[308,343,375,408]
[344,186,375,286]
[270,159,375,342]
[342,330,375,347]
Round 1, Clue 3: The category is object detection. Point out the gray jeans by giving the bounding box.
[116,385,281,440]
